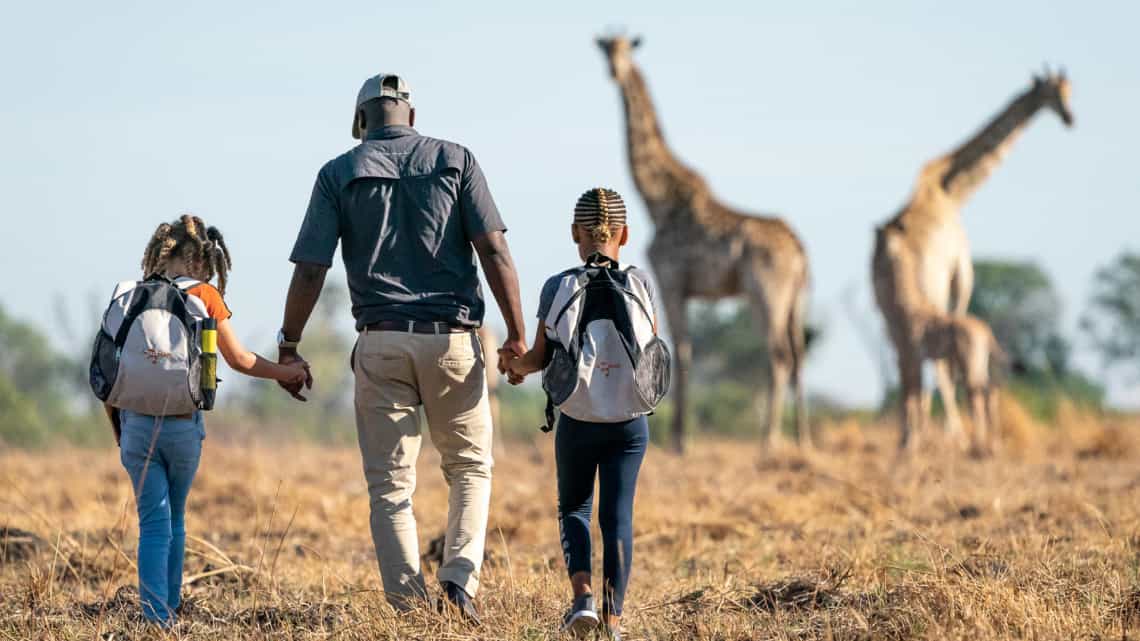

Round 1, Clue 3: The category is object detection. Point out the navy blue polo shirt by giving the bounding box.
[290,126,506,330]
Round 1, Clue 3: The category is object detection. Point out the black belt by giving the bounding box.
[364,320,470,334]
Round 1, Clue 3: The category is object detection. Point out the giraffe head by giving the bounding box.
[1033,67,1074,127]
[595,34,642,82]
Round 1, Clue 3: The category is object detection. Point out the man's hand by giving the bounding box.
[278,349,314,401]
[503,349,529,385]
[498,336,526,385]
[497,337,526,369]
[278,261,328,401]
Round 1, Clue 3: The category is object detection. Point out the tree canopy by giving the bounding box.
[1082,251,1140,380]
[968,260,1068,376]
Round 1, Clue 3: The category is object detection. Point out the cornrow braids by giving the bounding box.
[139,214,233,295]
[573,187,627,245]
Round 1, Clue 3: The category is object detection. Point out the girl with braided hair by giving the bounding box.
[506,188,657,641]
[111,214,310,627]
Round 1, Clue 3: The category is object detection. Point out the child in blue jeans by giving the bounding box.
[507,189,658,640]
[106,215,309,626]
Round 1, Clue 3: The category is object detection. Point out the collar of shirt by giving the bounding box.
[364,125,419,141]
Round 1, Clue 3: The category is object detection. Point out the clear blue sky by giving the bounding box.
[2,1,1137,406]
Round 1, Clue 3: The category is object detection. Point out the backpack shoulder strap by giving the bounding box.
[113,280,194,347]
[173,277,202,291]
[549,268,592,330]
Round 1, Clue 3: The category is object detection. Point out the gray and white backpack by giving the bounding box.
[89,276,211,416]
[540,254,671,430]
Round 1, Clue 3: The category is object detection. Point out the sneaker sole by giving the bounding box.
[560,610,600,636]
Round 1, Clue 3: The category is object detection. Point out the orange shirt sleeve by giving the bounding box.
[187,283,233,321]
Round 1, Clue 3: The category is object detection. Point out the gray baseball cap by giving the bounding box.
[351,74,412,139]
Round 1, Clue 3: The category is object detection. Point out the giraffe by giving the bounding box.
[872,69,1073,450]
[920,313,1007,456]
[597,35,810,453]
[875,225,1008,454]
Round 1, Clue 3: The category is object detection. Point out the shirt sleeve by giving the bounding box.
[188,284,232,321]
[632,268,657,315]
[535,275,561,321]
[458,148,507,241]
[289,162,340,266]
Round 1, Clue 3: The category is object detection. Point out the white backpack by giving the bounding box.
[540,254,671,430]
[89,276,211,416]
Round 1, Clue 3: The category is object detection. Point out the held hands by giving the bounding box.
[283,361,311,387]
[503,354,530,384]
[278,349,314,401]
[497,336,527,385]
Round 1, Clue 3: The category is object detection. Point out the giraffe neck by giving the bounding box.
[938,85,1048,204]
[616,67,703,223]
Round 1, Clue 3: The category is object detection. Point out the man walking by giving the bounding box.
[277,73,526,620]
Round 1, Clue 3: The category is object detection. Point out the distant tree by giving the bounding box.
[1081,251,1140,379]
[968,259,1069,375]
[0,302,88,445]
[0,304,78,405]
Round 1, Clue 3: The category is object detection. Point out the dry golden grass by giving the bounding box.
[4,404,1140,640]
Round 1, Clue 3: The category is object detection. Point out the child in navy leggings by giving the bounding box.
[507,188,655,640]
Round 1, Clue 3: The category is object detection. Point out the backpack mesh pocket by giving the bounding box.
[89,330,119,402]
[634,336,671,409]
[542,344,578,406]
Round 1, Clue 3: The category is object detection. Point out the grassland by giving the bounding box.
[3,400,1140,640]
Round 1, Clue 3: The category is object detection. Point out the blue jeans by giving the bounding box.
[119,410,204,626]
[555,413,648,618]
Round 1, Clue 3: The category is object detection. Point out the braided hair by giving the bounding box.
[141,214,233,294]
[573,187,628,245]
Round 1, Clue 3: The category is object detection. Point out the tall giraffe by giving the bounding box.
[874,225,1008,454]
[872,69,1073,449]
[597,35,810,453]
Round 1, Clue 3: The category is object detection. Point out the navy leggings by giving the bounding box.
[555,413,648,617]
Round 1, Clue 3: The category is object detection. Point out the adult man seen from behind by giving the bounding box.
[277,74,526,622]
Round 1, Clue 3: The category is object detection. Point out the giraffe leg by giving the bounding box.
[763,313,796,449]
[740,271,787,447]
[672,337,691,455]
[968,387,987,457]
[934,359,965,442]
[919,388,932,436]
[766,360,790,449]
[659,289,689,455]
[987,388,1001,454]
[897,349,923,452]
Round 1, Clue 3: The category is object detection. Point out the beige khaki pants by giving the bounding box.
[352,328,494,607]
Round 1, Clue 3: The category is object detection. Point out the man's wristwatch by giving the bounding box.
[277,329,300,350]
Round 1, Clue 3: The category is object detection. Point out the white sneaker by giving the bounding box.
[559,594,600,637]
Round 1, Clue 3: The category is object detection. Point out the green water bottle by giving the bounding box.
[200,318,217,410]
